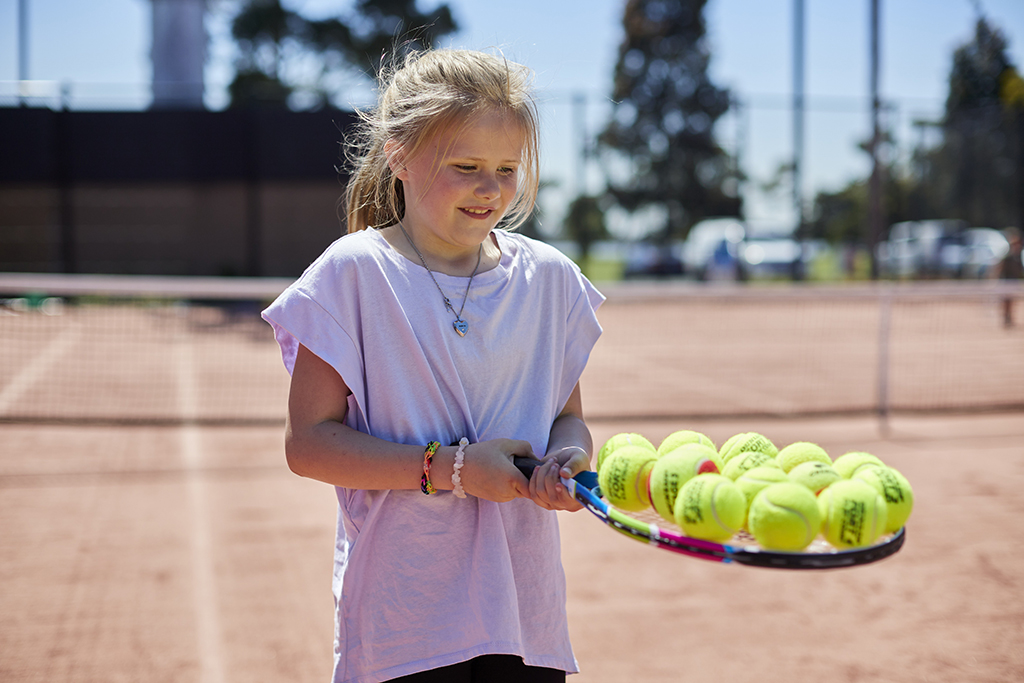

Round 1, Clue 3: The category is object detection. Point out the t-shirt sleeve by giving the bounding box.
[561,267,605,404]
[261,265,368,423]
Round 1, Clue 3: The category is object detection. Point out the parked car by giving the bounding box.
[939,227,1010,278]
[622,242,684,278]
[877,219,968,278]
[681,217,745,280]
[737,237,803,279]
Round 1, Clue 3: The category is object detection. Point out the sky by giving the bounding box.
[2,0,1023,236]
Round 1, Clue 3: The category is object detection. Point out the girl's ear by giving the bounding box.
[384,139,408,181]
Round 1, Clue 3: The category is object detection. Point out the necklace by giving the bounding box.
[398,223,482,337]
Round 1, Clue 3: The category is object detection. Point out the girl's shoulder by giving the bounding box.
[496,230,580,271]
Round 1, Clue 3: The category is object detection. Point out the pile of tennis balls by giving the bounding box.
[595,430,914,552]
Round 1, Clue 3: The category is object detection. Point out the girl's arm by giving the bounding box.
[527,382,591,512]
[285,343,534,502]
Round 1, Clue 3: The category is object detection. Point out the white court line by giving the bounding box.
[0,324,81,415]
[176,339,227,683]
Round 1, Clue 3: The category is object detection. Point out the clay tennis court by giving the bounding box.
[1,281,1022,682]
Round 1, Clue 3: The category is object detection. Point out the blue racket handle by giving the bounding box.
[513,456,599,490]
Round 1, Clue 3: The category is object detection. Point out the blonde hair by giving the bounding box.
[342,48,540,233]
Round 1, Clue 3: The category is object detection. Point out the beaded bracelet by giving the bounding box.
[451,437,469,498]
[420,441,440,495]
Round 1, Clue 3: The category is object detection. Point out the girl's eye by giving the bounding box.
[498,167,516,176]
[456,165,476,172]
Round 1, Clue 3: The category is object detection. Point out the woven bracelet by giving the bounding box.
[420,441,440,495]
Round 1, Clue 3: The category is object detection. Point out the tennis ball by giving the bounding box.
[776,442,832,473]
[721,450,783,481]
[674,474,746,542]
[735,467,790,528]
[657,430,716,457]
[788,461,842,495]
[648,448,720,522]
[748,483,823,551]
[854,466,914,532]
[832,451,886,479]
[596,433,655,472]
[597,446,658,511]
[818,479,888,549]
[719,432,778,465]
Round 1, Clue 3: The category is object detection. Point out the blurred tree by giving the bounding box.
[563,194,610,264]
[934,17,1022,228]
[599,0,740,244]
[228,0,457,108]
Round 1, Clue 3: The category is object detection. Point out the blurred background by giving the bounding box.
[2,0,1023,282]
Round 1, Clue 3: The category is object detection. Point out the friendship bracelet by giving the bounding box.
[451,437,469,498]
[420,441,440,495]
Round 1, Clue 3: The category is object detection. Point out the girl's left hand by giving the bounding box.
[527,446,589,512]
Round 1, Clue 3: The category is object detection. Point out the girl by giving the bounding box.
[263,48,604,682]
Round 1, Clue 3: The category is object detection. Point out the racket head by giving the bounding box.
[515,457,905,570]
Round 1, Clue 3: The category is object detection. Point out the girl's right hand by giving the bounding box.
[460,439,535,502]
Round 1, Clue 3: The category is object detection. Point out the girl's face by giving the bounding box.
[394,108,525,262]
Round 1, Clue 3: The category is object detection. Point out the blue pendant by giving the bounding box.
[453,319,468,337]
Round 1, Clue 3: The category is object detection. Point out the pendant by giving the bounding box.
[453,319,468,337]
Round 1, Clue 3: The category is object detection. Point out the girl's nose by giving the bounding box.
[475,174,500,200]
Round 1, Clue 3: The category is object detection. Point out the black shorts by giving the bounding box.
[386,654,566,683]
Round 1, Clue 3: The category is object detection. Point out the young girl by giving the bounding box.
[263,48,604,682]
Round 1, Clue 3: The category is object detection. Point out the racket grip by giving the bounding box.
[513,456,599,489]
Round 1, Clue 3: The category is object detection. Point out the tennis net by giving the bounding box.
[1,273,1022,425]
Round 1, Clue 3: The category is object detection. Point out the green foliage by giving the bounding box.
[563,195,610,261]
[228,0,457,109]
[937,18,1022,228]
[810,16,1023,249]
[599,0,740,242]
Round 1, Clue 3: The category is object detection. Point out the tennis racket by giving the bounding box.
[515,457,905,570]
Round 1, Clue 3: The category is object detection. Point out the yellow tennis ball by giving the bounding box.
[748,483,823,551]
[722,450,783,481]
[788,461,842,495]
[832,451,886,479]
[674,474,746,541]
[735,467,790,528]
[818,479,888,549]
[596,433,655,472]
[657,430,716,457]
[719,432,778,465]
[648,447,720,522]
[597,446,658,511]
[776,441,832,473]
[854,466,914,533]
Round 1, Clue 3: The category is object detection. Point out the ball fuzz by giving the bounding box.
[648,448,720,522]
[722,450,783,481]
[832,451,886,479]
[854,466,914,533]
[735,467,791,527]
[776,441,832,473]
[657,430,716,457]
[818,479,888,549]
[719,432,778,465]
[674,474,746,542]
[788,461,842,495]
[596,433,655,473]
[748,483,823,551]
[597,446,658,511]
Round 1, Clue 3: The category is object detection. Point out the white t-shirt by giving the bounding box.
[263,228,604,683]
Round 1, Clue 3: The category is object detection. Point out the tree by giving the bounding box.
[563,194,610,264]
[229,0,457,108]
[599,0,740,243]
[934,17,1022,228]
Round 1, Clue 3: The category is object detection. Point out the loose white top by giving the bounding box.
[263,228,604,682]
